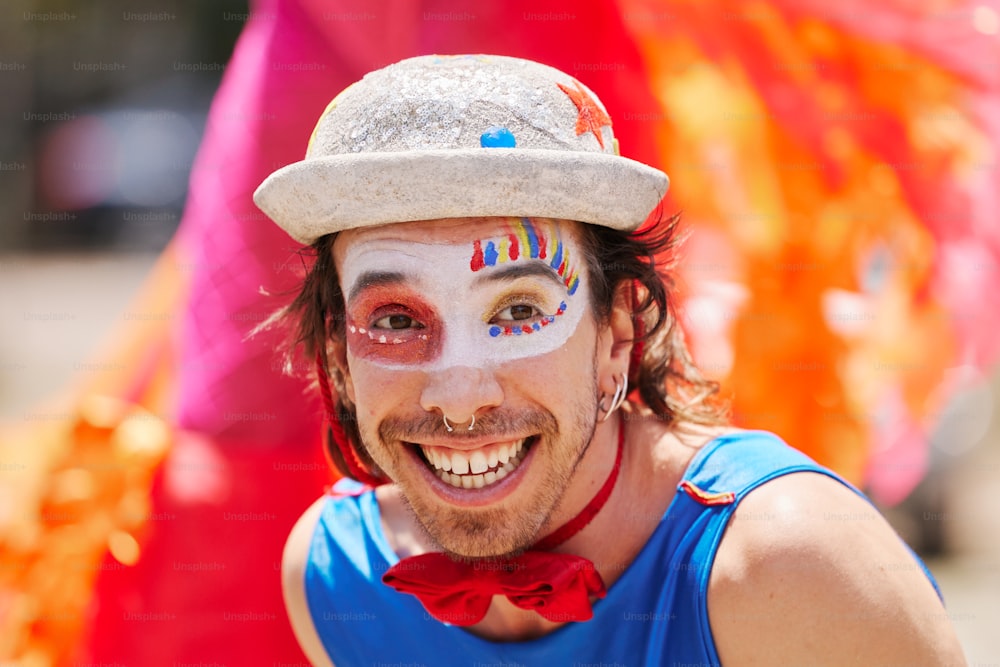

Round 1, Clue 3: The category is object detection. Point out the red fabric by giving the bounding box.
[383,421,623,625]
[383,551,606,625]
[315,351,385,486]
[81,431,330,665]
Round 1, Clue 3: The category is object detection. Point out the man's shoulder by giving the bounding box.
[707,472,965,666]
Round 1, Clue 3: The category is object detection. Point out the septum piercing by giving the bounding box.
[443,414,476,432]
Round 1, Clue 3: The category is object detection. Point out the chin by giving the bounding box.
[410,482,562,560]
[428,524,536,561]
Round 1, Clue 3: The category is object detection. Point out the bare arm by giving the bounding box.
[709,473,967,666]
[282,496,337,667]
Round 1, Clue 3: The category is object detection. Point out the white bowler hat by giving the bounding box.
[254,54,669,245]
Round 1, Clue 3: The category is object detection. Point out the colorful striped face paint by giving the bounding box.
[470,218,581,338]
[471,218,581,295]
[336,217,588,371]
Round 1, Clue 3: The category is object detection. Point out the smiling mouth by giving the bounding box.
[410,437,536,489]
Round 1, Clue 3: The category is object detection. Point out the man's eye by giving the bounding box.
[496,304,538,321]
[373,314,418,330]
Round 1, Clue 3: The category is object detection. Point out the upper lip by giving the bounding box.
[404,436,532,451]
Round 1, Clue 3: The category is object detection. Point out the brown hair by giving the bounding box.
[265,210,729,480]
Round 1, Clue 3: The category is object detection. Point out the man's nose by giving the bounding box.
[419,365,504,427]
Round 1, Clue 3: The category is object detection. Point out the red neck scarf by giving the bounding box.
[382,422,624,626]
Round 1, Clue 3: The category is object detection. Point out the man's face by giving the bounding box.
[332,217,604,558]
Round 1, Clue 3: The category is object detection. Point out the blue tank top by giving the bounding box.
[304,430,939,666]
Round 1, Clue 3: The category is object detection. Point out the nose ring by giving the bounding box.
[443,414,475,432]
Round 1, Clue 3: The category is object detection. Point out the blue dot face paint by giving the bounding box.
[336,217,588,371]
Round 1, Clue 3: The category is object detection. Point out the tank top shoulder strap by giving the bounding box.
[328,477,372,498]
[681,429,853,502]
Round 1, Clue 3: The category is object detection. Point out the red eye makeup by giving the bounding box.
[345,285,442,365]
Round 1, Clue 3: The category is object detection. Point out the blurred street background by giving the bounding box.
[1,0,998,665]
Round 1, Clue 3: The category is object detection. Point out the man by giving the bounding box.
[254,55,965,666]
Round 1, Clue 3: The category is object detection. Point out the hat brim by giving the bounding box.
[253,149,669,245]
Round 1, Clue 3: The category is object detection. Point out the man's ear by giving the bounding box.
[327,340,356,405]
[597,281,635,395]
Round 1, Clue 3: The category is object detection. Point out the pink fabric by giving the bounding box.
[174,0,342,447]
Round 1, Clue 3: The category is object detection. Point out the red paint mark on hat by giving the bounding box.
[557,80,612,149]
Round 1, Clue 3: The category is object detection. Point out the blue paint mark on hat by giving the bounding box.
[480,127,516,148]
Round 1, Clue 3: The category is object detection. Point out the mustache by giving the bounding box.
[379,408,558,444]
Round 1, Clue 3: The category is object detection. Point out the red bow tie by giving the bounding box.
[382,551,606,625]
[382,422,624,626]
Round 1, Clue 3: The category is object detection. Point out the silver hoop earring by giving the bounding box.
[611,374,629,414]
[599,374,628,422]
[443,415,475,432]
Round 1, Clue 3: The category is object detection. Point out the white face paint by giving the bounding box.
[337,217,588,371]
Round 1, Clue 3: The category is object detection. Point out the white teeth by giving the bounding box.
[421,441,521,475]
[469,451,488,474]
[426,438,532,489]
[451,451,470,475]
